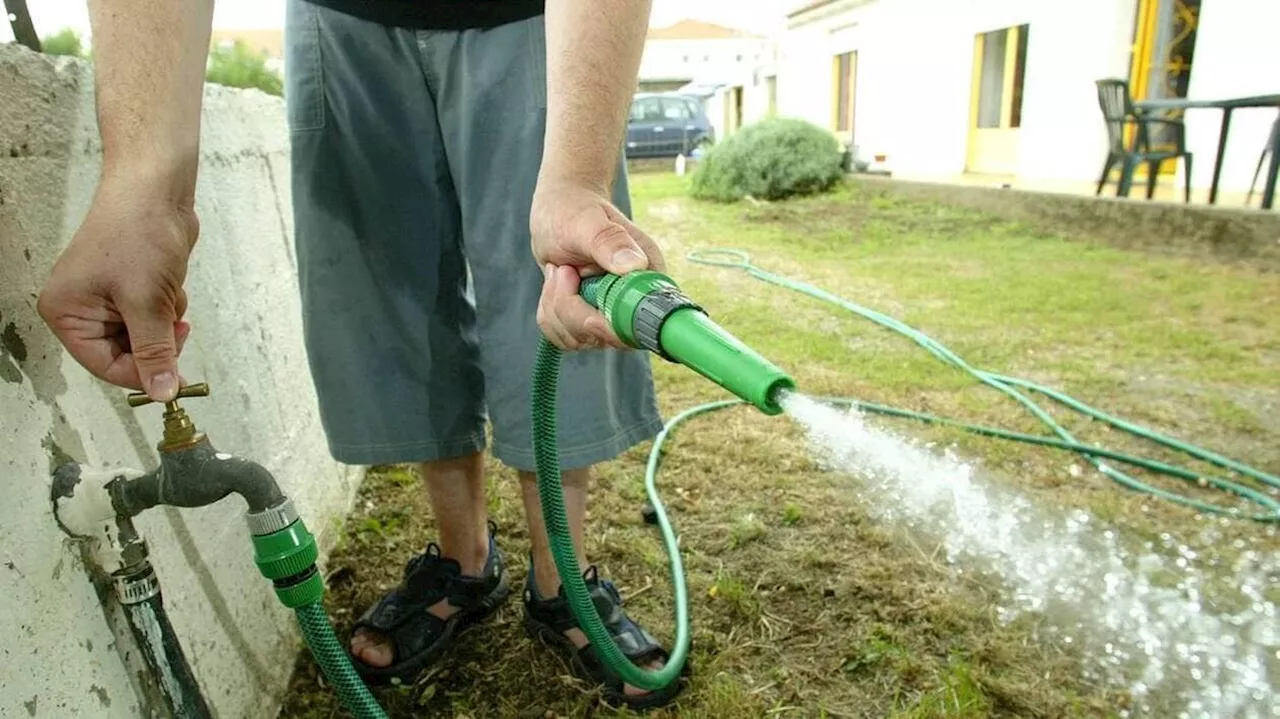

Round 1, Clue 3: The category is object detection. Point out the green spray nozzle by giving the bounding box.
[580,271,795,415]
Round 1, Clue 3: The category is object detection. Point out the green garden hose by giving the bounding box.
[532,338,692,691]
[683,248,1280,521]
[276,245,1279,715]
[529,252,1280,698]
[295,602,388,719]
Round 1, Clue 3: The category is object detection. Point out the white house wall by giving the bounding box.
[779,0,1274,194]
[1181,0,1279,194]
[641,37,777,85]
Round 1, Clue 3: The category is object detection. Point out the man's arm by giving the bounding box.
[38,0,214,401]
[538,0,652,193]
[530,0,664,351]
[89,0,214,206]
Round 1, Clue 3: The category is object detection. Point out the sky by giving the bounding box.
[3,0,798,43]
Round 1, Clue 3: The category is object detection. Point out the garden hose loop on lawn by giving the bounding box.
[684,248,1280,522]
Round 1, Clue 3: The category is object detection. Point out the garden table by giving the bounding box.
[1134,93,1280,209]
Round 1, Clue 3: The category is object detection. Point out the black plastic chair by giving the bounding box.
[1246,111,1279,207]
[1094,78,1193,203]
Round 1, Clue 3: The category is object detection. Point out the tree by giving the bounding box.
[41,28,85,57]
[205,40,283,97]
[4,0,41,51]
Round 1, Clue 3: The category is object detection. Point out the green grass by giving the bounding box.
[279,169,1278,719]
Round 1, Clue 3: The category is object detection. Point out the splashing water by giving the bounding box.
[781,393,1279,718]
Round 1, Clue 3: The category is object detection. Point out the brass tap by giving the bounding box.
[127,383,211,452]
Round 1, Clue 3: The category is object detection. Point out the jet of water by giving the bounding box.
[781,392,1279,719]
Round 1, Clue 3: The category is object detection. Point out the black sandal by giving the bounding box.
[523,563,687,711]
[348,522,511,684]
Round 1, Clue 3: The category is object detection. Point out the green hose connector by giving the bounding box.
[252,512,388,718]
[252,520,319,580]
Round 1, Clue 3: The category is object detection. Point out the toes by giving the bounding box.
[351,629,394,668]
[622,658,667,697]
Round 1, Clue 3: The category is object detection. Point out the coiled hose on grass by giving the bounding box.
[683,248,1280,521]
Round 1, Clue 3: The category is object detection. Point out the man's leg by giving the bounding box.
[424,15,677,704]
[284,0,507,677]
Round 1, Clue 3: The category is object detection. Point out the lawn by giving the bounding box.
[278,171,1279,718]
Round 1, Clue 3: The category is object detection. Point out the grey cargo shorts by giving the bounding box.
[282,0,663,471]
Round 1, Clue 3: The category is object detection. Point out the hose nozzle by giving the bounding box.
[581,271,794,415]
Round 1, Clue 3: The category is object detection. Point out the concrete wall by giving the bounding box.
[777,0,1276,194]
[0,44,362,718]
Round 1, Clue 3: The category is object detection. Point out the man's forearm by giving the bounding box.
[87,0,214,206]
[539,0,652,193]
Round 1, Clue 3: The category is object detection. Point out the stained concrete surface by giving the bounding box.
[1,44,363,717]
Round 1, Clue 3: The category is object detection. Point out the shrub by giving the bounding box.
[691,117,844,202]
[205,40,283,97]
[42,28,86,58]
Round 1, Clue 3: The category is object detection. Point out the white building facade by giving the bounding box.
[768,0,1277,196]
[640,19,778,90]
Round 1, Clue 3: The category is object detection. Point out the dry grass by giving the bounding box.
[278,171,1279,718]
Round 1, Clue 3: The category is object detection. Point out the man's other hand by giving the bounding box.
[37,176,196,402]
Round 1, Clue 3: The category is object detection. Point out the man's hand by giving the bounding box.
[530,179,665,351]
[36,0,213,401]
[38,177,196,401]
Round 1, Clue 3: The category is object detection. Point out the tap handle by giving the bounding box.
[126,382,211,408]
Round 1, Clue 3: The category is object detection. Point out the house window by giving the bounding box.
[974,24,1030,129]
[766,76,778,117]
[833,50,857,133]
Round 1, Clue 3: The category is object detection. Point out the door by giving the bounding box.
[966,24,1030,176]
[1128,0,1201,175]
[722,86,744,137]
[832,51,857,146]
[626,96,664,157]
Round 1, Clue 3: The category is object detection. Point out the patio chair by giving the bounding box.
[1245,110,1279,206]
[1094,78,1193,203]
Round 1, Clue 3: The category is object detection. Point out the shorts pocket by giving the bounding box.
[284,0,326,132]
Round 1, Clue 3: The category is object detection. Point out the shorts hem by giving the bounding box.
[492,415,665,473]
[327,432,487,466]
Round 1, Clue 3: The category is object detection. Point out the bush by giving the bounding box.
[690,117,844,202]
[42,28,86,57]
[206,40,283,97]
